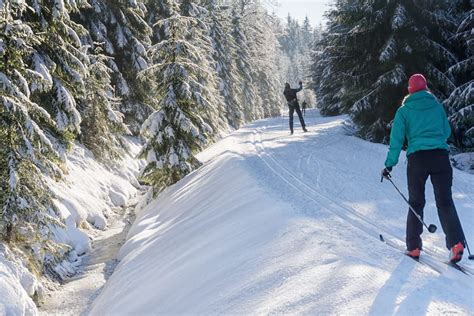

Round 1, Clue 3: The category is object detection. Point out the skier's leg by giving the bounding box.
[289,107,294,133]
[406,153,429,251]
[295,106,306,130]
[430,152,465,249]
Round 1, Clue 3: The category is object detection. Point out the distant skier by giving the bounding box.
[283,81,308,134]
[381,74,466,263]
[302,100,307,116]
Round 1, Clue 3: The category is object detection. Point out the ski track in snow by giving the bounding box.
[248,112,473,314]
[254,122,474,277]
[89,109,473,315]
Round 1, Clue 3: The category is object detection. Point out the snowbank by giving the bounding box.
[0,244,40,316]
[90,112,473,315]
[47,137,144,280]
[49,138,142,257]
[0,137,144,314]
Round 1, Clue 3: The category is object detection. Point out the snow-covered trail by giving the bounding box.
[254,112,474,274]
[90,109,474,315]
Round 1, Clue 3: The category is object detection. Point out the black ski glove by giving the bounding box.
[381,166,392,182]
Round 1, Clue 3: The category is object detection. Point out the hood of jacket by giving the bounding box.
[403,90,438,110]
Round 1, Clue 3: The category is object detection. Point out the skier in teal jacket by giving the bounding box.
[381,74,465,263]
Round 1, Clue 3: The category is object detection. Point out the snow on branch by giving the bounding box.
[53,80,82,132]
[30,53,54,92]
[53,0,66,19]
[425,63,456,94]
[446,57,473,81]
[422,36,458,65]
[379,36,397,62]
[375,64,406,87]
[444,81,474,113]
[391,4,407,30]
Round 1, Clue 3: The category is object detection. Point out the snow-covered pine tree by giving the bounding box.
[310,14,349,116]
[22,0,90,139]
[0,1,66,270]
[204,0,243,129]
[444,1,473,150]
[180,0,227,134]
[76,0,154,136]
[138,2,214,191]
[246,4,282,118]
[21,0,130,160]
[230,1,259,123]
[145,0,175,43]
[312,0,457,143]
[301,16,313,48]
[237,0,267,120]
[77,49,129,160]
[298,17,317,107]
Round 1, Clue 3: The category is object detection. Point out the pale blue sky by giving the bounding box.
[267,0,334,28]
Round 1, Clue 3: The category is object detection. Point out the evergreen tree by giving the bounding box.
[138,2,214,191]
[180,0,227,134]
[247,4,282,118]
[0,1,65,271]
[145,0,175,43]
[312,0,457,143]
[444,1,473,150]
[310,7,355,116]
[205,0,243,128]
[24,0,130,160]
[22,0,90,138]
[76,0,153,135]
[77,49,129,160]
[230,1,259,122]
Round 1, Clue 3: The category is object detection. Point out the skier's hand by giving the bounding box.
[381,167,392,182]
[299,81,302,85]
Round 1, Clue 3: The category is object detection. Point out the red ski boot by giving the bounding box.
[449,242,464,263]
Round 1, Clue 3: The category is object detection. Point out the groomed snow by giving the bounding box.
[91,110,474,315]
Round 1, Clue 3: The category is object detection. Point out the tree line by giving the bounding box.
[311,0,473,149]
[0,0,290,277]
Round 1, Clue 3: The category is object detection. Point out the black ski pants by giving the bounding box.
[288,103,306,133]
[406,149,465,251]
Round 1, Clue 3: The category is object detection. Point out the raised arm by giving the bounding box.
[294,81,303,93]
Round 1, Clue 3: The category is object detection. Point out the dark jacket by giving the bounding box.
[283,83,303,103]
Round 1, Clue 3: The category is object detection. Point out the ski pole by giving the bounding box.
[464,239,474,260]
[383,175,437,233]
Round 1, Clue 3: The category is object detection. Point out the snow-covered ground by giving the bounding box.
[452,152,474,174]
[1,137,144,315]
[91,110,474,315]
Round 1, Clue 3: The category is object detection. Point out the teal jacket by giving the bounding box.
[385,90,451,168]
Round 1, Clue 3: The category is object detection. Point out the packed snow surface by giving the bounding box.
[94,111,472,314]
